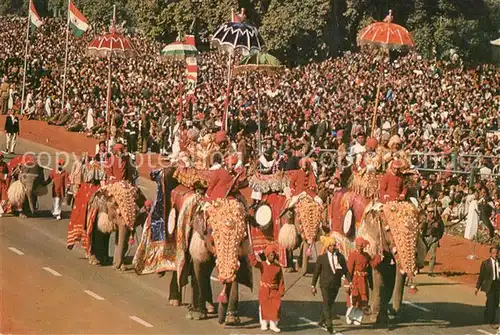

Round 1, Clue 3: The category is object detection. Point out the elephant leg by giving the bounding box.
[169,271,182,306]
[203,259,215,313]
[392,270,406,315]
[225,282,240,325]
[188,260,207,320]
[370,267,383,322]
[91,228,110,265]
[113,226,130,270]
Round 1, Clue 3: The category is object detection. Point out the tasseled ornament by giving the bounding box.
[129,230,135,245]
[217,289,228,304]
[408,285,418,294]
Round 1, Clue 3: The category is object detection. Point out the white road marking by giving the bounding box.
[8,247,24,255]
[130,316,154,328]
[403,300,430,312]
[43,267,62,277]
[298,317,318,326]
[477,330,494,335]
[83,290,105,301]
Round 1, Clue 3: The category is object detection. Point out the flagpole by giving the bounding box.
[105,5,115,146]
[61,0,71,109]
[20,0,31,115]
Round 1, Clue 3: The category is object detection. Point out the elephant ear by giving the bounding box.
[357,211,382,259]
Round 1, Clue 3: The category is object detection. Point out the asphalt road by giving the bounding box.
[0,133,497,335]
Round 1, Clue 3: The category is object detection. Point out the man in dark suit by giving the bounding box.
[4,110,19,154]
[312,236,352,334]
[476,246,500,329]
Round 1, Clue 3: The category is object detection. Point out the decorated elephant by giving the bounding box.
[7,155,48,218]
[133,167,252,324]
[85,181,148,269]
[326,166,424,324]
[248,171,325,274]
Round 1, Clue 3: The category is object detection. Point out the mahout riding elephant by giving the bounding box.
[8,155,48,218]
[133,166,252,325]
[85,181,148,269]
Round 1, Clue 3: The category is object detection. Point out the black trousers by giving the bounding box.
[319,286,340,327]
[485,281,500,324]
[127,134,138,153]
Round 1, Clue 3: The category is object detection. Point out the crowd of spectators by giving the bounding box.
[1,17,499,239]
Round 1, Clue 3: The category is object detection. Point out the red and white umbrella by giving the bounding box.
[356,10,415,136]
[160,35,198,59]
[87,6,134,144]
[88,31,134,56]
[357,10,415,50]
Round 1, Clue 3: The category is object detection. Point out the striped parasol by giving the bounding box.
[161,35,199,59]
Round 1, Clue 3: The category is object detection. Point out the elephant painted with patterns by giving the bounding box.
[86,184,148,270]
[141,167,252,325]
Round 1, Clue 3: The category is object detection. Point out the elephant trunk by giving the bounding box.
[25,187,36,215]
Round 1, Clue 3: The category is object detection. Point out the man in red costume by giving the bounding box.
[379,160,407,203]
[249,243,285,333]
[107,143,134,184]
[0,152,9,217]
[346,237,380,325]
[286,158,321,207]
[205,154,246,202]
[46,159,70,220]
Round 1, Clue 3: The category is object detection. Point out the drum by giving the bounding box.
[343,208,355,237]
[255,203,272,230]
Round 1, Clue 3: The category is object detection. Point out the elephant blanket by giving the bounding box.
[67,183,100,250]
[133,171,178,274]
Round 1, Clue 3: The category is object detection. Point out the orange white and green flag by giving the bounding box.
[29,0,43,31]
[68,1,89,37]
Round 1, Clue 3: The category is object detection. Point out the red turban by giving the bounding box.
[299,157,312,168]
[224,154,238,166]
[355,237,369,248]
[336,130,344,138]
[264,243,279,257]
[366,138,378,149]
[22,155,35,165]
[215,131,227,145]
[144,200,153,208]
[113,143,125,153]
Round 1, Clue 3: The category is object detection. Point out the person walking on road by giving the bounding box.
[4,109,19,154]
[311,236,351,334]
[421,203,445,276]
[476,246,500,329]
[45,159,70,220]
[0,152,9,217]
[249,243,285,333]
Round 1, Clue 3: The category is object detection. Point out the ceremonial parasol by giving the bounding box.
[233,52,283,155]
[160,35,199,59]
[211,8,265,131]
[356,10,415,136]
[87,5,134,144]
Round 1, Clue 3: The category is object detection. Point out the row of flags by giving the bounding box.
[29,0,89,37]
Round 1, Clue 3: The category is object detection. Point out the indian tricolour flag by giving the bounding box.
[29,0,43,31]
[68,1,89,37]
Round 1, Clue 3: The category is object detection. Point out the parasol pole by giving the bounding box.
[61,0,71,110]
[105,5,116,146]
[222,54,233,131]
[370,50,387,138]
[20,1,31,115]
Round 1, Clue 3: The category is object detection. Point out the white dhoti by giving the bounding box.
[52,197,62,217]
